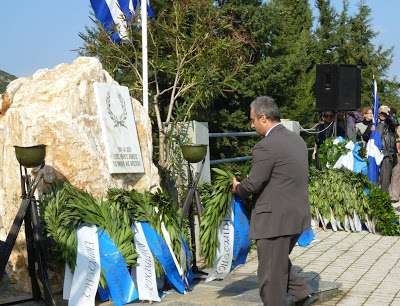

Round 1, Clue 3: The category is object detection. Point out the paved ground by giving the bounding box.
[293,229,400,305]
[2,219,400,305]
[99,227,400,305]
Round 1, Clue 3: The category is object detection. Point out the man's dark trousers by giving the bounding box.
[256,233,313,305]
[381,155,397,193]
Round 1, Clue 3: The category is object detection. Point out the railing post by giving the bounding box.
[186,121,211,184]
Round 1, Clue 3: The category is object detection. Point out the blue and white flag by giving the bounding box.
[131,0,154,19]
[90,0,154,42]
[366,77,384,183]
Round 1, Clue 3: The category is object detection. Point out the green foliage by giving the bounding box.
[309,166,400,236]
[200,168,234,267]
[39,181,137,288]
[309,167,368,222]
[39,182,78,270]
[39,181,191,286]
[368,187,400,236]
[333,1,399,108]
[308,167,370,222]
[318,137,367,169]
[198,166,251,267]
[315,0,339,64]
[107,187,190,277]
[77,0,400,178]
[79,0,253,174]
[0,69,17,94]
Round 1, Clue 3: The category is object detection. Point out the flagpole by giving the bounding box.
[141,0,149,113]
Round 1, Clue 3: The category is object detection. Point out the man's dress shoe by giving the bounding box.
[295,293,318,305]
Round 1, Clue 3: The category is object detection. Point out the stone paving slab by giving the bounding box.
[148,273,340,305]
[290,228,400,305]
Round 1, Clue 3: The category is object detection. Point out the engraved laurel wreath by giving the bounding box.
[106,91,128,128]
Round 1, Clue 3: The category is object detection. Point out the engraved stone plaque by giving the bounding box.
[94,83,144,173]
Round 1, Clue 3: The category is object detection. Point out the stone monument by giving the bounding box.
[0,57,160,292]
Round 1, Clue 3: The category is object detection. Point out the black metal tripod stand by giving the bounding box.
[0,162,55,305]
[181,158,207,275]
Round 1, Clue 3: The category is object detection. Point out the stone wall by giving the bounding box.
[0,57,160,292]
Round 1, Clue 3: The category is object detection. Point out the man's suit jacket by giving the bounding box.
[235,124,311,239]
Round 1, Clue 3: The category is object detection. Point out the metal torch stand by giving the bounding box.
[181,158,207,275]
[0,163,55,306]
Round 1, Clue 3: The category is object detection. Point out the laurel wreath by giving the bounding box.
[39,181,191,288]
[38,181,137,288]
[107,188,191,277]
[319,137,368,169]
[199,168,235,267]
[106,91,128,128]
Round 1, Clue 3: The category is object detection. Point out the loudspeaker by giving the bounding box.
[316,64,361,111]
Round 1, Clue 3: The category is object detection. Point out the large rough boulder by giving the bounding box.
[0,57,160,292]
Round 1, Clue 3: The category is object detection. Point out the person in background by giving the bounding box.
[364,105,399,193]
[389,107,400,202]
[390,107,400,148]
[314,110,345,169]
[337,111,357,141]
[232,96,316,305]
[356,107,373,147]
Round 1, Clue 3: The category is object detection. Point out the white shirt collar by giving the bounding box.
[265,122,281,137]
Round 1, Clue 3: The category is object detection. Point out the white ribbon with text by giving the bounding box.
[131,223,161,302]
[206,196,235,282]
[64,225,101,306]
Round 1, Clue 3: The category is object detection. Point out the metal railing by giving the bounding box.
[209,128,315,165]
[209,132,258,138]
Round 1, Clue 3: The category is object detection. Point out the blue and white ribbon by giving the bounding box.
[131,222,160,302]
[231,195,252,271]
[98,229,138,306]
[141,222,186,294]
[180,235,195,286]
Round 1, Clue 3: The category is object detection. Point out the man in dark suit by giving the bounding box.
[232,96,315,305]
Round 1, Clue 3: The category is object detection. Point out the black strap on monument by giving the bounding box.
[0,145,55,306]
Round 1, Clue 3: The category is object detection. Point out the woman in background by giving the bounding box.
[356,106,373,147]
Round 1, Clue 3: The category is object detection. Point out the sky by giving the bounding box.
[0,1,399,81]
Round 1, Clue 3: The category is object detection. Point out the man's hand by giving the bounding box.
[371,125,376,131]
[232,177,240,193]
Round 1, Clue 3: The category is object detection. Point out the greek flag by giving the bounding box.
[90,0,154,42]
[366,77,384,184]
[133,0,154,18]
